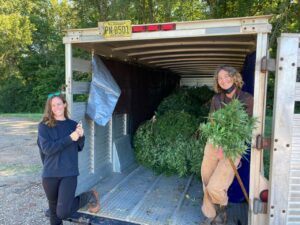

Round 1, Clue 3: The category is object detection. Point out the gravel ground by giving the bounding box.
[0,117,74,225]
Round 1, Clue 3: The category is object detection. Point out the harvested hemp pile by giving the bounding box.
[133,86,214,177]
[134,110,205,177]
[200,99,256,160]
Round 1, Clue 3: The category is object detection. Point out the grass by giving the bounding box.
[264,116,273,138]
[263,115,272,179]
[0,113,42,122]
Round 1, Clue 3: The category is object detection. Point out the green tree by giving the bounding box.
[0,0,299,113]
[0,0,79,112]
[0,0,34,79]
[19,0,79,112]
[72,0,208,25]
[0,0,35,112]
[203,0,300,45]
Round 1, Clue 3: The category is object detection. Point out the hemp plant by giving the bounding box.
[199,99,257,160]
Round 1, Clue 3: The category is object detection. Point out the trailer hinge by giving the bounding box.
[253,198,268,214]
[255,135,271,150]
[261,56,276,73]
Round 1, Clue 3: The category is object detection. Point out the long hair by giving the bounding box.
[42,95,69,127]
[213,65,244,93]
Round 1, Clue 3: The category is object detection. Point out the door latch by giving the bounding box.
[255,134,271,150]
[261,56,276,73]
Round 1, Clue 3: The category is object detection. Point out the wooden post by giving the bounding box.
[229,158,249,204]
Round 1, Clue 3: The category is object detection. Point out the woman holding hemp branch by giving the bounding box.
[199,65,255,225]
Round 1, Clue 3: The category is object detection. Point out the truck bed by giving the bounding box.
[79,166,248,225]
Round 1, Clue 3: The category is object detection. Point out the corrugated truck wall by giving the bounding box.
[101,57,180,134]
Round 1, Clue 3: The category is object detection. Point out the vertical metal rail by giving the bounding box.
[123,114,127,135]
[89,119,95,174]
[65,43,73,115]
[108,119,113,163]
[89,52,95,174]
[249,32,269,225]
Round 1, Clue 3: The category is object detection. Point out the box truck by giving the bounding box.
[62,15,300,225]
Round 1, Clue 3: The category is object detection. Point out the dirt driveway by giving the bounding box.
[0,117,74,225]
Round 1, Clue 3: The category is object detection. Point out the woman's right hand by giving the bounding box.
[75,124,84,137]
[70,131,80,141]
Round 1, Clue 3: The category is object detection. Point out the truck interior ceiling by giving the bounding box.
[73,33,257,132]
[74,34,256,77]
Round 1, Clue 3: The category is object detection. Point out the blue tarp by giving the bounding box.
[86,56,121,126]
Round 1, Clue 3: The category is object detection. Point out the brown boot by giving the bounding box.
[79,189,100,213]
[87,189,100,213]
[200,217,215,225]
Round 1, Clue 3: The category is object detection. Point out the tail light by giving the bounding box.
[147,25,160,31]
[132,23,176,33]
[132,25,146,33]
[259,189,268,203]
[161,24,176,30]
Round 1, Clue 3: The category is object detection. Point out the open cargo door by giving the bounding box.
[269,34,300,225]
[63,16,273,225]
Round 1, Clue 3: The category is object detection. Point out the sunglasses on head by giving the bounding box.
[47,91,61,99]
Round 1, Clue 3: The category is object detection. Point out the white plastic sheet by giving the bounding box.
[86,56,121,126]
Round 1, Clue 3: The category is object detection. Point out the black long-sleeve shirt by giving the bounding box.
[37,119,85,177]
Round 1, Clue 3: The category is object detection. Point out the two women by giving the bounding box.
[37,94,100,225]
[200,65,253,225]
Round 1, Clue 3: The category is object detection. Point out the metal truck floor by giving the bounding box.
[80,166,248,225]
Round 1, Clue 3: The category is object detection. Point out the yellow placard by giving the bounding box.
[99,20,132,38]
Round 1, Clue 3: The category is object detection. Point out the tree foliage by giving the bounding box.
[0,0,299,112]
[72,0,208,26]
[0,0,34,80]
[0,0,78,112]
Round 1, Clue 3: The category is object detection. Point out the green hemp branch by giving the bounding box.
[199,99,257,160]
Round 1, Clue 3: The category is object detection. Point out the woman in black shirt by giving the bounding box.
[38,94,100,225]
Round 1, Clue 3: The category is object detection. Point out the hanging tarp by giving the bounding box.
[86,55,121,126]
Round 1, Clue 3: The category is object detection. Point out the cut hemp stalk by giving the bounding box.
[199,99,257,160]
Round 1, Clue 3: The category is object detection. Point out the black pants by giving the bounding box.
[42,176,79,225]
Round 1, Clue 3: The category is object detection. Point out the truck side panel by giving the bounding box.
[269,34,300,225]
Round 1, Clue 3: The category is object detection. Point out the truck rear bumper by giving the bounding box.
[65,211,139,225]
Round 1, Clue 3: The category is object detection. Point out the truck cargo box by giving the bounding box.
[63,16,300,225]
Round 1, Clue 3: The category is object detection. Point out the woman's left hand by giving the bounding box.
[217,147,224,159]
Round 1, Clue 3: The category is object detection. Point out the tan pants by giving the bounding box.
[201,143,241,218]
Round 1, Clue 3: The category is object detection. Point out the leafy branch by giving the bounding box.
[199,99,257,160]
